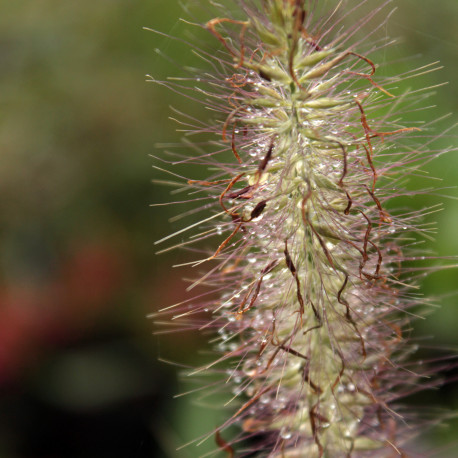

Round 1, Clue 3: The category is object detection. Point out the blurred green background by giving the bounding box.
[0,0,456,456]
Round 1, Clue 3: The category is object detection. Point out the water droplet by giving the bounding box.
[242,360,257,377]
[252,214,264,222]
[232,386,243,395]
[280,427,292,440]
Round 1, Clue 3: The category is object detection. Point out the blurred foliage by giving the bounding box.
[0,0,456,457]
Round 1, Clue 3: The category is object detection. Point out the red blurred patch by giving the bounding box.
[0,240,129,384]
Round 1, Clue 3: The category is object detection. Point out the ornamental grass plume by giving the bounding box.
[151,0,455,456]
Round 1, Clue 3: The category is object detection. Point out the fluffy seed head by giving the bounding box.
[152,1,455,456]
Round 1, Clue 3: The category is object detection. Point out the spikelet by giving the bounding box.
[152,1,454,456]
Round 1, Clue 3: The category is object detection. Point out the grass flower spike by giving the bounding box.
[153,1,454,455]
